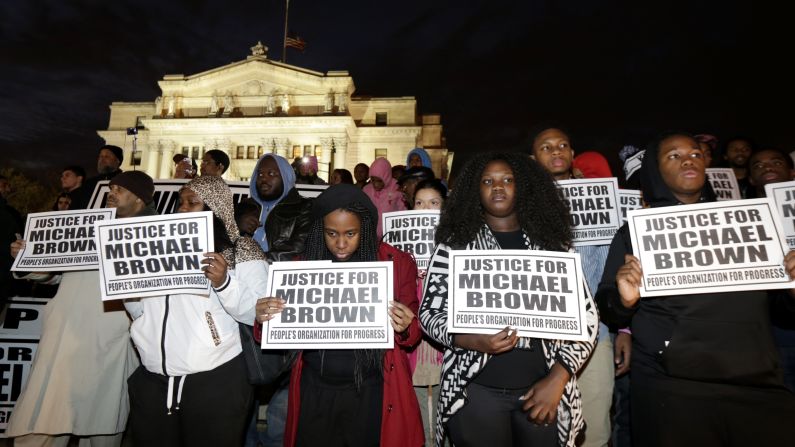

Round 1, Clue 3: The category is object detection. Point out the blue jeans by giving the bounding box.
[244,385,289,447]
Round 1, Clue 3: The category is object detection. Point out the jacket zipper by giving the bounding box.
[161,295,170,375]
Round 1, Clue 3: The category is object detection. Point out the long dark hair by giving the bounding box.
[300,200,383,387]
[435,151,572,251]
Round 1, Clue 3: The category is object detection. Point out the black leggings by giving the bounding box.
[447,382,558,447]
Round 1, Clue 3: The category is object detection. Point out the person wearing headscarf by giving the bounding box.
[124,175,268,446]
[8,171,155,447]
[363,157,406,238]
[255,184,424,447]
[595,132,795,446]
[407,148,433,169]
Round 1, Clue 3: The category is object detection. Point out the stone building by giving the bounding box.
[98,42,451,181]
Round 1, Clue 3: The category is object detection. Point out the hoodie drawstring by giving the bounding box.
[166,375,186,415]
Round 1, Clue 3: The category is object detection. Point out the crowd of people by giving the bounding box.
[2,130,795,447]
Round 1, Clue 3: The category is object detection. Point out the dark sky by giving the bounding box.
[0,0,786,183]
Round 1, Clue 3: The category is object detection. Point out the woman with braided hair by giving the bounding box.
[124,175,268,446]
[256,184,424,447]
[420,152,598,447]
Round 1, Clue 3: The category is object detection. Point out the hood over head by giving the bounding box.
[249,153,296,252]
[640,132,716,208]
[406,147,432,168]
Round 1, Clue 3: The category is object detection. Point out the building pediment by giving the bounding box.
[158,57,355,99]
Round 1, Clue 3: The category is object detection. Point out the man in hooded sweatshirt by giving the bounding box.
[249,153,313,261]
[596,132,795,446]
[246,153,313,447]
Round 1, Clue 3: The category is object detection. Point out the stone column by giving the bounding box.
[146,142,161,178]
[333,138,348,171]
[318,137,333,181]
[275,138,290,159]
[158,140,176,179]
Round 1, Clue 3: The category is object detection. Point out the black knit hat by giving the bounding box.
[100,145,124,164]
[109,171,154,204]
[311,184,377,223]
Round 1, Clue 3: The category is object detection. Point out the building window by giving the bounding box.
[315,145,322,160]
[182,147,190,157]
[131,151,142,166]
[303,145,312,156]
[258,146,265,158]
[195,146,204,158]
[292,145,302,159]
[375,148,388,159]
[247,146,256,159]
[375,112,388,126]
[236,146,245,159]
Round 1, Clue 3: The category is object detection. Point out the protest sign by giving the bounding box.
[618,189,643,225]
[447,250,589,341]
[89,179,326,213]
[382,210,440,269]
[765,180,795,250]
[0,297,49,436]
[11,209,116,272]
[623,150,644,180]
[557,178,621,246]
[706,168,741,201]
[627,198,794,297]
[94,211,214,300]
[262,261,394,349]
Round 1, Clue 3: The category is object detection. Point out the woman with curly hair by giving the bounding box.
[420,152,598,447]
[256,184,424,447]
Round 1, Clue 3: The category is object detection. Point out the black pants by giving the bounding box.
[632,372,795,447]
[127,354,253,447]
[295,366,383,447]
[447,382,557,447]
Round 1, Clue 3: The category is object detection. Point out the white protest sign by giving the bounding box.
[447,250,589,341]
[765,180,795,250]
[706,168,741,201]
[94,211,214,300]
[262,261,394,350]
[11,209,116,272]
[623,150,644,179]
[557,178,621,246]
[89,179,325,213]
[627,199,794,297]
[382,210,439,270]
[618,189,643,225]
[0,297,49,436]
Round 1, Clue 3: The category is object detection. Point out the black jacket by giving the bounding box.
[595,139,793,387]
[264,187,313,262]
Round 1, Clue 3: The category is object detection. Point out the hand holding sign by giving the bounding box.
[454,327,519,355]
[10,239,24,258]
[786,251,795,296]
[201,252,228,288]
[256,297,285,324]
[616,254,643,308]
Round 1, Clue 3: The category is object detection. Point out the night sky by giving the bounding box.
[0,0,786,183]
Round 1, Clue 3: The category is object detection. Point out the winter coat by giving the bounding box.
[283,242,425,447]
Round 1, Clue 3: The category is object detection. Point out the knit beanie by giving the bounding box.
[100,145,124,165]
[109,171,154,204]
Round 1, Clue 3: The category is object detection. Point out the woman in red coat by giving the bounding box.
[257,184,424,447]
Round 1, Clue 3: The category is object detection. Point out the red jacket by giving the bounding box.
[284,242,425,447]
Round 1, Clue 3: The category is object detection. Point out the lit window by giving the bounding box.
[375,148,388,158]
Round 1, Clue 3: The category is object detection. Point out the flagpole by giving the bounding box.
[282,0,290,63]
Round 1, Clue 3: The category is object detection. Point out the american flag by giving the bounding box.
[285,35,306,51]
